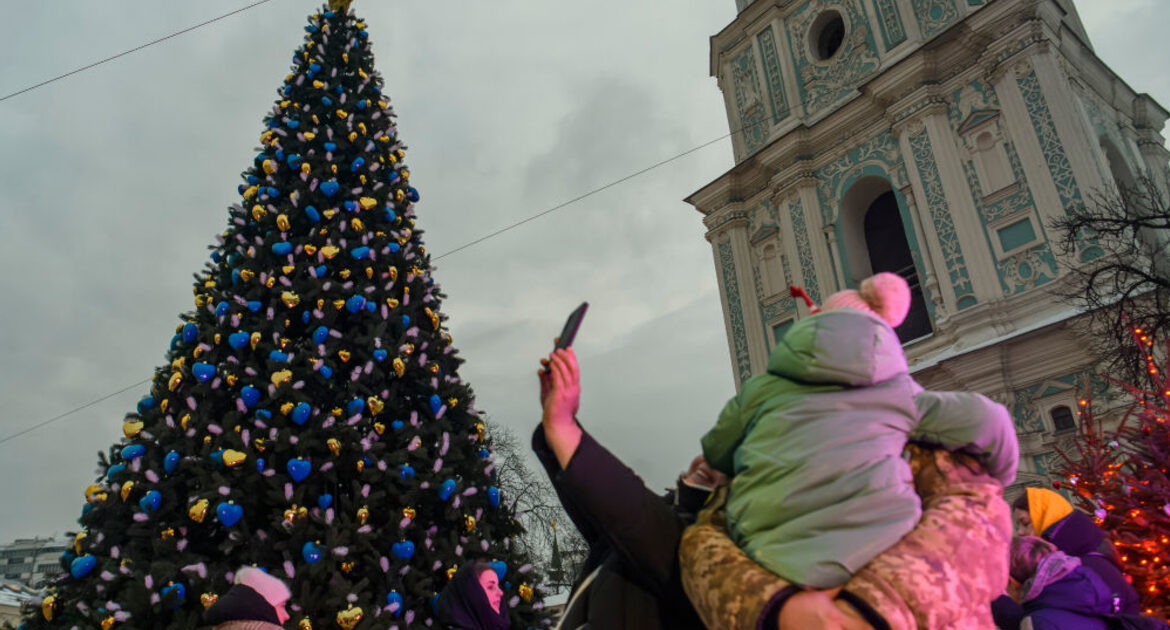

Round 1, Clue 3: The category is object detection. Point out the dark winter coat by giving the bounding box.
[532,427,706,630]
[1022,564,1115,630]
[1042,510,1141,615]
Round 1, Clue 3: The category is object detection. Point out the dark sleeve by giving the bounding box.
[1044,510,1107,558]
[991,594,1023,630]
[532,425,685,594]
[531,425,604,547]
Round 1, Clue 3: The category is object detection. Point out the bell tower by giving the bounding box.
[688,0,1170,490]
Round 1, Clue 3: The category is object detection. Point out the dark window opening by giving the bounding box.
[811,12,846,61]
[1051,405,1076,433]
[863,191,933,343]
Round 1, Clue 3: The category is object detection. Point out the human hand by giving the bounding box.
[538,348,582,469]
[778,589,872,630]
[682,455,728,490]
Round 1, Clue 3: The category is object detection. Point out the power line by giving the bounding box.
[0,379,151,447]
[0,0,277,104]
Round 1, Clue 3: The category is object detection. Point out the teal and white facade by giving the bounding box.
[689,0,1170,490]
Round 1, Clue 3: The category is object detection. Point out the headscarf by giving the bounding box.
[435,562,511,630]
[1021,550,1082,602]
[1026,487,1074,536]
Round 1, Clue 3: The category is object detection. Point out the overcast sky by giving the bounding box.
[0,0,1167,542]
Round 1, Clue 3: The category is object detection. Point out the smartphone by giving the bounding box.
[555,302,589,349]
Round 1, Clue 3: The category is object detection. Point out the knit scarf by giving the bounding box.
[1021,551,1082,603]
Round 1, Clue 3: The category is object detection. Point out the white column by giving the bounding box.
[729,219,771,375]
[897,117,959,314]
[796,179,839,298]
[1030,51,1108,196]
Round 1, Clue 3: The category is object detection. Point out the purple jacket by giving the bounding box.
[1023,565,1114,630]
[1044,510,1140,615]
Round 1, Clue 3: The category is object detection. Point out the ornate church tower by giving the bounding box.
[688,0,1170,490]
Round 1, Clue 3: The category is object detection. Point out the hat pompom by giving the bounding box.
[859,272,911,328]
[233,567,290,608]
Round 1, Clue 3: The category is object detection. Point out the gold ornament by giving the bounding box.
[301,162,311,175]
[189,498,209,523]
[122,419,144,438]
[101,615,115,630]
[336,606,363,630]
[266,276,276,289]
[518,583,534,603]
[41,594,56,621]
[373,422,385,435]
[464,515,476,532]
[213,333,222,344]
[355,459,365,472]
[351,218,365,232]
[283,505,308,523]
[426,308,440,330]
[327,438,342,456]
[281,291,300,308]
[385,298,399,309]
[338,350,351,363]
[447,564,459,580]
[321,245,340,259]
[239,269,255,283]
[303,132,316,141]
[403,507,416,520]
[367,397,384,415]
[475,422,486,442]
[340,561,355,573]
[387,267,398,281]
[160,528,175,539]
[305,244,318,255]
[336,109,348,120]
[200,593,218,609]
[159,398,170,413]
[250,332,262,350]
[298,619,313,630]
[331,408,343,417]
[204,435,212,445]
[448,398,459,408]
[357,505,369,525]
[222,450,247,467]
[282,265,296,275]
[251,205,267,221]
[262,159,277,175]
[312,80,325,90]
[281,402,295,416]
[359,197,377,210]
[271,370,293,386]
[364,267,373,279]
[332,299,346,310]
[338,269,352,280]
[276,214,290,231]
[392,358,405,378]
[226,374,238,386]
[323,208,338,220]
[181,413,192,430]
[168,372,183,392]
[120,481,135,502]
[73,531,87,554]
[402,344,414,355]
[243,185,258,200]
[254,438,267,452]
[348,131,358,143]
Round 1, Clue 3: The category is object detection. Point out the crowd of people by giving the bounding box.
[205,273,1163,629]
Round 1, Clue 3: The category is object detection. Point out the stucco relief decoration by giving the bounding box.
[1016,70,1103,261]
[718,241,755,384]
[873,0,907,49]
[787,197,822,304]
[815,131,906,225]
[912,0,961,39]
[786,0,880,115]
[756,27,792,124]
[731,44,770,156]
[908,129,977,309]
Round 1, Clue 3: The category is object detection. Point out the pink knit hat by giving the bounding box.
[791,272,911,328]
[234,567,291,622]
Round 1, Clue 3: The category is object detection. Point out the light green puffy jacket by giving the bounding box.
[702,309,1018,588]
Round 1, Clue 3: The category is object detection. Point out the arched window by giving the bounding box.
[1050,405,1076,433]
[1100,137,1136,196]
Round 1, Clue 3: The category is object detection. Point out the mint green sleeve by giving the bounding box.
[701,394,747,475]
[910,390,1020,486]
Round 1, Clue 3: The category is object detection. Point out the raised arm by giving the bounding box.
[700,393,749,475]
[910,390,1019,486]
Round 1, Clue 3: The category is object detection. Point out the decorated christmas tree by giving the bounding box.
[1054,325,1170,621]
[18,2,546,628]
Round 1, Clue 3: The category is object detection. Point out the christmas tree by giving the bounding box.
[1054,325,1170,621]
[18,2,546,629]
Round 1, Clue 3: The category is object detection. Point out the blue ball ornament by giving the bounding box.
[350,157,365,172]
[228,332,250,349]
[286,154,302,168]
[182,323,198,343]
[345,295,366,313]
[407,187,420,202]
[106,464,127,482]
[488,561,507,580]
[305,205,321,222]
[137,397,156,413]
[386,591,403,615]
[388,172,400,185]
[317,493,333,509]
[121,444,146,461]
[247,175,259,185]
[216,502,243,527]
[312,326,329,345]
[372,349,388,362]
[488,486,500,508]
[391,420,404,431]
[272,242,293,255]
[315,265,328,277]
[287,458,311,482]
[402,315,411,328]
[344,200,357,213]
[164,451,180,475]
[438,478,456,501]
[346,398,365,417]
[320,365,333,379]
[388,242,401,253]
[256,409,272,421]
[399,464,414,480]
[302,541,322,563]
[216,301,230,318]
[139,490,161,513]
[322,96,333,107]
[477,448,490,459]
[291,402,311,425]
[430,395,442,415]
[160,583,186,610]
[240,386,261,408]
[350,246,370,260]
[365,300,376,313]
[256,457,265,472]
[384,209,397,223]
[231,269,242,285]
[192,362,216,382]
[320,181,340,197]
[324,142,337,152]
[391,540,415,560]
[268,351,289,363]
[70,555,97,579]
[247,301,262,312]
[210,449,225,466]
[286,120,300,130]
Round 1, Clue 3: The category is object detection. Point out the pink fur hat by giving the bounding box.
[809,272,912,328]
[234,566,291,609]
